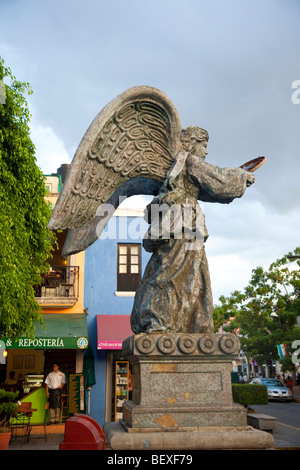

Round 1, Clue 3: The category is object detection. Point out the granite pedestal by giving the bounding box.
[103,333,274,450]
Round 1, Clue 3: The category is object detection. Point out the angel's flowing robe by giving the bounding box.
[130,153,251,334]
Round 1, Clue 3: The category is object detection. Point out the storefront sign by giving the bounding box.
[96,315,132,350]
[97,340,122,350]
[2,336,88,350]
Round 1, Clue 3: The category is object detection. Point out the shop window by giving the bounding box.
[25,355,35,369]
[13,356,23,369]
[117,243,141,292]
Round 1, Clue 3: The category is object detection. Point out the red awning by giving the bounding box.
[97,315,133,350]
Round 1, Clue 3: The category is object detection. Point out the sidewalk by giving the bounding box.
[8,423,65,451]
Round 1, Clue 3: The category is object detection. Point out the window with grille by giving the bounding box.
[117,243,141,292]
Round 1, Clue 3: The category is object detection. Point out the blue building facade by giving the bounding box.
[84,208,151,426]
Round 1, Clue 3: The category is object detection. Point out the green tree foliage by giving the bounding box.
[213,248,300,375]
[0,58,54,339]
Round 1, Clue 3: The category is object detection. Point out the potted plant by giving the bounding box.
[0,388,19,450]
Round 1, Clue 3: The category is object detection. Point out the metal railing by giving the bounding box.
[33,266,79,298]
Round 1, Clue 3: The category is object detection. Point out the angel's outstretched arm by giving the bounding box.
[187,156,255,204]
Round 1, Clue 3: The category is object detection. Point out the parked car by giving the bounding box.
[250,378,292,402]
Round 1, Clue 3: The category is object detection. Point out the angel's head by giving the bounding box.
[180,126,209,160]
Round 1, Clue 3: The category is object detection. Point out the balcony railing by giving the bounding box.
[33,266,79,299]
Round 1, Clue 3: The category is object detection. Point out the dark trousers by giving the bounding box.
[48,389,61,422]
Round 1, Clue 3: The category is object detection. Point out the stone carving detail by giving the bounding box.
[157,335,176,354]
[48,87,181,234]
[66,101,174,228]
[178,334,197,354]
[124,333,240,357]
[136,335,156,354]
[219,334,237,354]
[198,335,217,354]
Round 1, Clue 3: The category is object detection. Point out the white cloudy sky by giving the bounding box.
[1,0,299,303]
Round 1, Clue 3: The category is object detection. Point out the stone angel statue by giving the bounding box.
[48,86,262,335]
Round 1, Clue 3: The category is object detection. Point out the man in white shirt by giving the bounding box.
[45,362,66,424]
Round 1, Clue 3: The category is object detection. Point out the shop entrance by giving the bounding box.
[2,348,77,397]
[44,349,76,377]
[105,351,132,422]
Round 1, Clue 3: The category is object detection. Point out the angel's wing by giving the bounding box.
[47,86,181,256]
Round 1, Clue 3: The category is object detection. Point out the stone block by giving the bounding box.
[103,420,274,450]
[122,333,247,430]
[103,333,274,450]
[247,413,277,432]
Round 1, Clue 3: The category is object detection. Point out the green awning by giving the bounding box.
[2,313,88,350]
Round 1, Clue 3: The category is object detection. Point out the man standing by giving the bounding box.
[45,362,66,424]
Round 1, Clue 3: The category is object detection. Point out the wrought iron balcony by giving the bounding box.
[33,265,79,299]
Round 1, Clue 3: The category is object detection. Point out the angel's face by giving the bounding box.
[194,139,208,160]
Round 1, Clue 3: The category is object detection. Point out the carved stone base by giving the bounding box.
[103,333,274,450]
[103,420,274,450]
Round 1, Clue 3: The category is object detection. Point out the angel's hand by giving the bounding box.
[246,173,255,187]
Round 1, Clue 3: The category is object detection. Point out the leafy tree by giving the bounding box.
[213,248,300,379]
[0,58,54,339]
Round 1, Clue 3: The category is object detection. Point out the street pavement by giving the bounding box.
[251,396,300,449]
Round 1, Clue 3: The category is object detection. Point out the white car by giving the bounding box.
[250,378,292,402]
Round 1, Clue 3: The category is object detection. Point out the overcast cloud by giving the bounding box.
[1,0,299,302]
